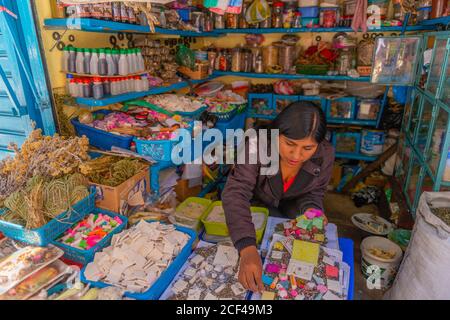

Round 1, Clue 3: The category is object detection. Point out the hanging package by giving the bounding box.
[385,192,450,299]
[245,0,271,24]
[176,45,196,70]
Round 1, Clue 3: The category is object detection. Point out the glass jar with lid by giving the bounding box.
[272,2,284,28]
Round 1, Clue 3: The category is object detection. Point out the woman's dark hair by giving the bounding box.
[270,101,327,143]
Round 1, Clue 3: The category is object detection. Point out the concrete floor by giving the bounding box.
[324,192,386,300]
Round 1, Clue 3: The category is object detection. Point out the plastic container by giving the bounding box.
[298,6,320,17]
[356,99,380,120]
[320,7,339,28]
[71,110,133,151]
[173,197,212,232]
[134,137,175,162]
[0,188,96,247]
[208,106,238,121]
[51,209,128,265]
[417,6,432,22]
[80,224,197,300]
[360,236,403,289]
[296,64,328,74]
[298,0,319,7]
[327,97,356,120]
[174,106,208,120]
[177,8,191,22]
[360,129,385,156]
[332,132,361,154]
[201,201,269,244]
[368,0,389,18]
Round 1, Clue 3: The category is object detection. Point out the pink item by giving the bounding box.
[266,264,282,273]
[326,265,339,278]
[305,210,316,219]
[351,0,368,33]
[295,229,301,237]
[279,273,288,281]
[114,216,123,224]
[317,285,328,293]
[290,290,298,297]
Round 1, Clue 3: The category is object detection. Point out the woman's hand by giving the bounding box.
[238,246,264,294]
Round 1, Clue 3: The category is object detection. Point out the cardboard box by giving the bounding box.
[90,167,150,215]
[175,179,202,202]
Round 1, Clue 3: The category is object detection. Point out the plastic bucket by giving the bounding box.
[361,129,385,156]
[298,6,320,18]
[360,236,403,289]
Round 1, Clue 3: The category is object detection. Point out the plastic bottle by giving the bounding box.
[132,49,139,73]
[159,8,167,28]
[120,3,129,23]
[82,79,92,98]
[106,48,115,76]
[61,46,70,72]
[75,48,85,74]
[92,77,104,99]
[83,48,91,74]
[110,78,117,96]
[103,2,113,20]
[65,74,73,93]
[118,49,129,75]
[103,78,111,96]
[128,6,137,24]
[98,48,108,76]
[137,48,145,72]
[67,47,77,73]
[90,49,99,75]
[69,78,78,97]
[112,49,120,75]
[141,74,149,91]
[75,78,83,97]
[112,2,121,22]
[125,49,133,74]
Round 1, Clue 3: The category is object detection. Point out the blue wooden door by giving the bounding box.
[0,0,55,159]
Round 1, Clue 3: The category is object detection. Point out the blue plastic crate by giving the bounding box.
[298,95,327,112]
[209,107,238,121]
[338,238,354,300]
[177,8,191,22]
[51,208,128,265]
[214,113,247,142]
[80,224,197,300]
[0,188,96,246]
[273,94,300,114]
[71,110,133,151]
[332,132,362,155]
[134,137,174,162]
[175,106,207,120]
[248,93,275,118]
[298,6,320,18]
[326,97,357,120]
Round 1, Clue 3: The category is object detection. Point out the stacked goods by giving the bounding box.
[275,210,327,244]
[145,94,205,114]
[164,243,246,300]
[84,221,190,293]
[57,213,124,251]
[258,235,348,300]
[79,156,147,187]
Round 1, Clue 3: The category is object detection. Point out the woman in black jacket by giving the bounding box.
[222,102,335,293]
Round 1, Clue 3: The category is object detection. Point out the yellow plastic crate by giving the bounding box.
[174,197,212,232]
[201,201,269,244]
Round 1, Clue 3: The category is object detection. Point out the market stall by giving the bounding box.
[0,0,449,301]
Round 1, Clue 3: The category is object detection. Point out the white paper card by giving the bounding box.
[271,251,283,260]
[323,256,336,266]
[187,289,202,300]
[213,246,239,267]
[323,290,342,300]
[286,259,315,281]
[327,279,342,295]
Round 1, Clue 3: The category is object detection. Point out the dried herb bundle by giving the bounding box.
[79,156,146,187]
[0,129,89,207]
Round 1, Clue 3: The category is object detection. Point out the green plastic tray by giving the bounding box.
[174,197,212,232]
[201,201,269,244]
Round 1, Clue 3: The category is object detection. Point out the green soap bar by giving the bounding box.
[79,240,87,249]
[65,237,75,244]
[312,217,324,229]
[297,219,312,230]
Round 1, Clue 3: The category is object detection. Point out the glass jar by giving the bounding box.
[226,13,239,29]
[417,7,432,22]
[320,7,338,28]
[214,13,225,29]
[272,2,284,28]
[203,11,214,32]
[336,49,352,75]
[262,45,279,70]
[293,12,302,28]
[431,0,446,18]
[231,47,242,72]
[242,49,253,72]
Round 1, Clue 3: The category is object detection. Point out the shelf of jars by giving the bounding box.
[75,76,218,107]
[213,71,371,82]
[43,18,221,37]
[43,18,437,37]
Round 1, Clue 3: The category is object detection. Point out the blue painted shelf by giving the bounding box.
[216,25,435,34]
[327,119,378,126]
[420,16,450,26]
[44,18,220,36]
[213,71,370,82]
[335,152,377,162]
[76,76,216,107]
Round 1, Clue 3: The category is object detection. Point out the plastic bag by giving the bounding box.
[176,44,195,70]
[245,0,270,24]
